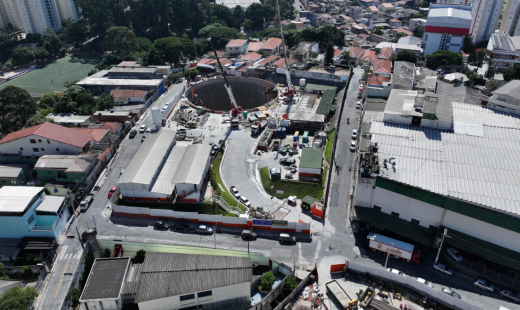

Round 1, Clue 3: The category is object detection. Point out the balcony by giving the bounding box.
[27,218,59,232]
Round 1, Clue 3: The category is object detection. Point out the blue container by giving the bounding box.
[293,135,298,142]
[277,127,286,139]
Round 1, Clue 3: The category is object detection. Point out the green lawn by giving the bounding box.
[259,167,324,199]
[321,166,328,187]
[210,151,247,212]
[115,199,237,217]
[324,130,335,164]
[0,54,101,95]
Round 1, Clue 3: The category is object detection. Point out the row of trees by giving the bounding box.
[252,25,346,49]
[39,85,115,115]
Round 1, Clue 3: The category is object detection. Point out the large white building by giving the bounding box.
[0,0,81,34]
[500,0,520,36]
[355,89,520,272]
[487,34,520,72]
[422,4,472,57]
[470,0,504,43]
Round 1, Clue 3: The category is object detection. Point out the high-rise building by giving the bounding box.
[500,0,520,36]
[436,0,473,4]
[422,4,473,56]
[0,0,81,34]
[470,0,505,43]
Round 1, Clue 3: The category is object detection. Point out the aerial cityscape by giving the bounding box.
[0,0,520,309]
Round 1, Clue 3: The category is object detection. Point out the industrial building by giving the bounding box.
[355,100,520,271]
[80,253,252,310]
[299,148,323,181]
[118,126,212,202]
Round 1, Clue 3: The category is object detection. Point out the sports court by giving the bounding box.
[0,54,101,95]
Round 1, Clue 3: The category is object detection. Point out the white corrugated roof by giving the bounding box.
[172,144,212,185]
[151,144,188,195]
[35,195,65,213]
[426,7,472,29]
[0,187,44,213]
[371,102,520,215]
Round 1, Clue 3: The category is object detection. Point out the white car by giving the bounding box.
[500,289,520,303]
[433,263,453,276]
[139,124,147,133]
[474,279,494,292]
[447,248,463,262]
[240,196,251,208]
[351,129,358,140]
[230,186,240,198]
[442,287,461,299]
[356,102,361,109]
[350,140,356,152]
[161,107,167,113]
[416,278,434,288]
[387,268,406,276]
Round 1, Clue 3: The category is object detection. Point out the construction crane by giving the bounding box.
[275,0,296,98]
[207,37,242,126]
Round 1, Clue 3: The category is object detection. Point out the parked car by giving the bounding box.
[154,221,170,230]
[172,223,190,231]
[240,196,251,208]
[230,186,240,198]
[433,263,453,276]
[161,107,167,113]
[141,133,148,142]
[416,278,434,288]
[474,279,495,292]
[447,248,463,262]
[280,158,296,165]
[270,167,281,179]
[279,233,296,244]
[387,268,406,276]
[139,124,147,133]
[108,186,117,199]
[352,129,358,140]
[195,225,213,235]
[500,289,520,302]
[241,229,257,240]
[442,287,461,299]
[356,102,361,109]
[129,128,137,138]
[350,140,356,152]
[358,93,362,99]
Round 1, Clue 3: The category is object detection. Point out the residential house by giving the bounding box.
[260,38,283,54]
[93,110,133,123]
[290,20,306,30]
[360,0,376,8]
[337,14,354,25]
[367,75,392,97]
[46,113,91,127]
[35,154,100,189]
[272,58,297,69]
[373,59,392,77]
[349,6,363,19]
[487,34,520,72]
[316,14,333,26]
[247,41,264,52]
[258,55,280,66]
[397,36,422,46]
[309,3,321,12]
[110,89,149,105]
[393,61,415,90]
[293,42,319,62]
[395,43,423,57]
[347,47,367,63]
[388,28,413,36]
[409,18,426,31]
[388,18,402,27]
[351,23,368,34]
[360,50,377,65]
[378,3,395,13]
[0,164,31,186]
[481,80,520,112]
[366,6,380,16]
[72,128,110,143]
[241,52,262,63]
[333,48,345,64]
[0,123,92,158]
[0,187,70,240]
[225,39,248,57]
[378,46,394,59]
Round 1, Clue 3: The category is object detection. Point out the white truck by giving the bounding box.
[80,194,94,212]
[367,232,422,264]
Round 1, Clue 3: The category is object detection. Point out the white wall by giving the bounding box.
[82,298,119,310]
[423,32,443,57]
[367,85,391,98]
[138,282,251,310]
[119,183,168,199]
[0,134,84,156]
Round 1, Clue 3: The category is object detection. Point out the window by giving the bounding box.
[373,206,381,211]
[47,139,50,144]
[411,218,420,225]
[38,139,42,142]
[33,148,39,152]
[30,139,36,144]
[180,294,195,301]
[429,225,438,231]
[197,291,212,298]
[19,147,23,151]
[1,180,5,183]
[56,148,60,151]
[41,148,45,151]
[27,214,34,224]
[391,211,399,217]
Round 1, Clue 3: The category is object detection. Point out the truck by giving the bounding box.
[80,194,94,212]
[367,232,421,264]
[251,120,267,135]
[326,280,352,309]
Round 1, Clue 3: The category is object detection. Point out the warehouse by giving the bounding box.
[299,148,323,182]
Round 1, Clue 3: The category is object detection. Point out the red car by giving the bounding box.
[108,186,117,199]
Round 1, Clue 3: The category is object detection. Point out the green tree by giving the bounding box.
[32,47,49,61]
[283,275,299,293]
[391,32,408,43]
[503,63,520,81]
[465,70,480,84]
[24,115,54,128]
[132,250,146,264]
[136,37,152,52]
[64,85,86,102]
[39,94,57,109]
[372,27,384,35]
[0,286,37,310]
[65,288,82,308]
[211,5,235,27]
[146,37,196,66]
[245,3,274,29]
[325,41,334,65]
[234,5,244,28]
[198,24,240,49]
[426,50,463,66]
[412,25,425,37]
[0,262,8,279]
[105,26,137,59]
[184,68,201,81]
[389,50,417,63]
[341,51,351,65]
[259,272,276,292]
[0,86,38,137]
[415,1,429,8]
[76,93,97,115]
[468,48,492,67]
[11,46,34,65]
[52,94,77,113]
[243,19,254,29]
[60,18,90,47]
[96,93,115,110]
[42,28,63,56]
[316,26,344,47]
[486,79,506,91]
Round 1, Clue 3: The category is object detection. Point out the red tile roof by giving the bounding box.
[368,75,390,86]
[348,47,367,58]
[389,19,401,23]
[0,123,92,148]
[261,38,283,50]
[281,20,291,26]
[226,39,247,47]
[110,89,148,99]
[367,5,379,12]
[381,3,394,8]
[239,63,254,72]
[334,49,343,57]
[100,122,120,132]
[393,28,413,36]
[247,41,264,52]
[242,52,262,61]
[360,50,377,62]
[199,58,233,66]
[72,128,109,142]
[273,58,297,68]
[258,55,279,65]
[378,47,393,59]
[359,33,369,38]
[373,59,392,73]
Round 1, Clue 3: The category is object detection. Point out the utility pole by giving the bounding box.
[435,228,448,265]
[384,243,394,268]
[76,227,84,249]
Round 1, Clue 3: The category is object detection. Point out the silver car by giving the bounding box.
[442,287,461,299]
[447,248,463,262]
[433,263,453,276]
[500,289,520,303]
[474,279,494,292]
[350,140,356,152]
[417,277,434,288]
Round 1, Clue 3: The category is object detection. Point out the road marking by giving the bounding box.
[54,259,70,299]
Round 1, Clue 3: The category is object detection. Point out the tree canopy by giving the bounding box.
[325,41,334,66]
[144,37,196,66]
[0,286,37,310]
[105,26,137,59]
[504,63,520,81]
[390,50,417,63]
[426,50,463,66]
[0,86,38,138]
[198,24,240,50]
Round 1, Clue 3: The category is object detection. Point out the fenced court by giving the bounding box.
[0,54,102,96]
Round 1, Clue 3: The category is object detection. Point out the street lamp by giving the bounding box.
[434,228,449,265]
[384,243,394,268]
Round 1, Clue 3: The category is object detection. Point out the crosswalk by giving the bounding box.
[55,245,83,263]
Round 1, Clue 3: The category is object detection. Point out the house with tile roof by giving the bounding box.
[247,41,264,52]
[35,154,100,187]
[260,38,283,54]
[373,59,392,77]
[378,46,393,59]
[388,18,402,28]
[0,123,93,158]
[367,75,392,98]
[346,47,367,63]
[241,52,262,63]
[360,50,377,65]
[378,3,395,13]
[366,5,379,16]
[226,39,248,57]
[110,89,149,105]
[272,58,297,69]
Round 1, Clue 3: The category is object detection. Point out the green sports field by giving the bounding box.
[0,54,102,96]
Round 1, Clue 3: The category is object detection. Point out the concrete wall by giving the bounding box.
[184,77,276,111]
[367,85,391,98]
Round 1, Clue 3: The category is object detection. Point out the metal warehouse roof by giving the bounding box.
[35,195,65,213]
[315,89,337,115]
[0,164,26,178]
[299,148,323,169]
[80,257,130,301]
[34,155,98,172]
[130,252,252,303]
[121,128,176,187]
[0,187,43,213]
[426,7,472,28]
[371,102,520,215]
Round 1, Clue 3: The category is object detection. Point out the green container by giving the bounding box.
[302,131,309,143]
[243,111,248,117]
